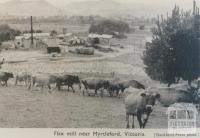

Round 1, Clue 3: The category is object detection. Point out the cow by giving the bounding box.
[125,91,160,128]
[107,82,121,97]
[29,73,58,93]
[108,80,146,97]
[0,72,14,87]
[56,75,81,93]
[119,80,146,92]
[81,78,110,97]
[15,72,32,87]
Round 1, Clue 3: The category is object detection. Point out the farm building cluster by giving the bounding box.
[13,32,114,55]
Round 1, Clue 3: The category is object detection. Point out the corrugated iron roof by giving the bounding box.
[88,34,113,39]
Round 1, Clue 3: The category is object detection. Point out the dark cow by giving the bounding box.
[0,72,14,87]
[125,91,160,128]
[107,82,121,97]
[82,78,110,97]
[56,75,81,93]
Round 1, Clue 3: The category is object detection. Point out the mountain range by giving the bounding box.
[0,0,194,17]
[0,0,61,16]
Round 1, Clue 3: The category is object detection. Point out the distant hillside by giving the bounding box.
[61,0,174,17]
[63,0,129,16]
[0,0,61,16]
[0,0,191,18]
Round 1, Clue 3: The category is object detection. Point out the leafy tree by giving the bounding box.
[139,25,145,30]
[88,19,129,38]
[89,23,97,33]
[143,5,200,86]
[50,30,57,37]
[0,24,21,41]
[36,30,43,33]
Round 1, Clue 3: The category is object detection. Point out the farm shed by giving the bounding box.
[23,33,50,40]
[14,36,47,49]
[88,34,113,47]
[14,33,50,49]
[46,38,61,54]
[14,36,38,49]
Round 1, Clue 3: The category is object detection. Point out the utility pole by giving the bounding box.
[30,16,34,46]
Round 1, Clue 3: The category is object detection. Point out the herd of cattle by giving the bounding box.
[0,71,200,129]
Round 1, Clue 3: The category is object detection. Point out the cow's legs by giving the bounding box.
[126,113,130,128]
[48,84,51,93]
[142,116,148,128]
[5,81,8,87]
[109,90,113,97]
[95,89,97,95]
[132,115,135,128]
[25,79,28,87]
[70,86,75,93]
[15,78,18,86]
[28,81,32,90]
[0,81,4,86]
[137,113,143,128]
[56,83,61,91]
[100,89,103,97]
[67,86,70,91]
[116,90,119,97]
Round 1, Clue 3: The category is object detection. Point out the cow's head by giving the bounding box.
[145,93,160,115]
[6,72,14,78]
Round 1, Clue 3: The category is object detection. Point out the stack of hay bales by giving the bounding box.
[75,47,94,55]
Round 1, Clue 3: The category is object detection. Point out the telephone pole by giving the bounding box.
[30,16,34,46]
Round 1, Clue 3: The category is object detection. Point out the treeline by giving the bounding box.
[89,19,130,38]
[0,24,21,42]
[1,15,155,26]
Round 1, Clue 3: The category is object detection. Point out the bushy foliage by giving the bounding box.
[50,30,57,37]
[143,6,200,86]
[89,19,129,38]
[0,24,21,42]
[139,25,145,30]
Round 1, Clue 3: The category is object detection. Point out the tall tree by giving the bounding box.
[143,4,200,86]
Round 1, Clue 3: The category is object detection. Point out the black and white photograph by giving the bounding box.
[0,0,199,131]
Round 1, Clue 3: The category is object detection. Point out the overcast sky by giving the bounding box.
[0,0,199,9]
